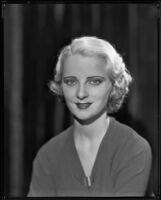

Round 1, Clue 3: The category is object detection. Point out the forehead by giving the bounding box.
[62,54,109,77]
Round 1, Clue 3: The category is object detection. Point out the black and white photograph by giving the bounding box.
[3,2,160,198]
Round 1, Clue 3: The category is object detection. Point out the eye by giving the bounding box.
[63,78,77,86]
[88,79,103,85]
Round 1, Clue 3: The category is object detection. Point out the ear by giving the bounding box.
[59,82,63,96]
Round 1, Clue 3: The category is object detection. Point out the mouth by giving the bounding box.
[75,103,92,109]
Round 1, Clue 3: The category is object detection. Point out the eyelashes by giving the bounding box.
[63,79,77,86]
[63,77,104,86]
[88,79,103,85]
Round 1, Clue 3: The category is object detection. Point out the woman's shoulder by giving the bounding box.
[107,117,152,173]
[109,117,151,153]
[35,126,73,161]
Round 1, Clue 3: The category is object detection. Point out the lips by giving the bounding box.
[76,103,92,109]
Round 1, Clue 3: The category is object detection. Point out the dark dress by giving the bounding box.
[28,117,152,197]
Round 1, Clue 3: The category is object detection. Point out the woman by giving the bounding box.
[28,36,152,197]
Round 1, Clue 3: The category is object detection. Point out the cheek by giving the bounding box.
[91,87,111,101]
[62,86,76,101]
[98,92,110,102]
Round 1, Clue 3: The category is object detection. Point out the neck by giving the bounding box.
[73,112,110,143]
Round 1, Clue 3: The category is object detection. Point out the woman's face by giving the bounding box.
[61,54,112,122]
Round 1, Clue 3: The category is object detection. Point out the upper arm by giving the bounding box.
[112,137,152,196]
[27,151,56,197]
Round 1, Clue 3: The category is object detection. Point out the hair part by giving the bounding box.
[49,36,132,114]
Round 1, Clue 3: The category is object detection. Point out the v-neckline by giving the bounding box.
[71,117,112,187]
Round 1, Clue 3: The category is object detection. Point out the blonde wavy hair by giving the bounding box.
[49,36,132,114]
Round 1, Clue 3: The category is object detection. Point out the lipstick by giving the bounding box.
[76,103,92,109]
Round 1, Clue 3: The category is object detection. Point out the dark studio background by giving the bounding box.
[3,3,159,197]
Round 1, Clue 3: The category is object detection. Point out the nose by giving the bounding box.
[76,83,88,100]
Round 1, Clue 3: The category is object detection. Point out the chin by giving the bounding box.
[74,113,92,121]
[73,112,103,125]
[72,106,108,125]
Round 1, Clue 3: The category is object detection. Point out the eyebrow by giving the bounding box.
[63,76,106,79]
[63,76,77,79]
[87,76,106,79]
